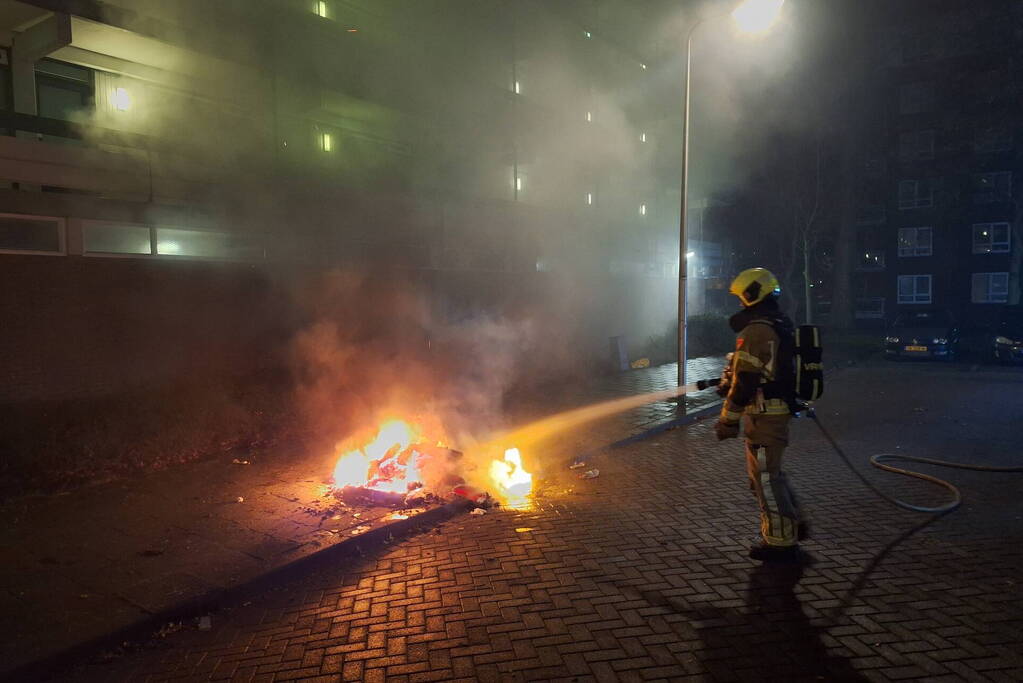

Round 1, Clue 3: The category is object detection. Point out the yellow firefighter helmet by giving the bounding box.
[729,268,781,307]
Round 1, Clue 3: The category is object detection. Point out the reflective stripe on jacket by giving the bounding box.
[720,319,788,422]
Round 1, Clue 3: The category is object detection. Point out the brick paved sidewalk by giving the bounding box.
[0,357,722,679]
[53,360,1023,682]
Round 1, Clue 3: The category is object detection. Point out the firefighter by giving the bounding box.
[714,267,806,562]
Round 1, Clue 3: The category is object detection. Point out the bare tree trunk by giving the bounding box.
[800,137,823,325]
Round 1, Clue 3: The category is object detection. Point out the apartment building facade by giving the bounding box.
[0,0,685,401]
[852,0,1023,328]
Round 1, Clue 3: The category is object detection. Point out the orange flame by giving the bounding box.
[331,419,425,492]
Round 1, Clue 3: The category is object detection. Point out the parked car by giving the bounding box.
[993,306,1023,364]
[884,309,959,361]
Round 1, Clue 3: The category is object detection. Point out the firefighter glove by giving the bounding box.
[714,419,740,441]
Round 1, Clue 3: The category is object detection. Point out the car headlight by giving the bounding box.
[995,335,1018,345]
[885,336,900,343]
[932,338,948,345]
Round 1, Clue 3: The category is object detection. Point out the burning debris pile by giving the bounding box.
[329,420,533,509]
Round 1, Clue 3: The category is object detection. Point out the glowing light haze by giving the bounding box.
[731,0,785,34]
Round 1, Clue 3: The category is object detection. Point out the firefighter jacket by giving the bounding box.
[720,300,796,423]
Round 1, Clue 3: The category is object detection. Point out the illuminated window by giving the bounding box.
[514,81,521,94]
[640,133,647,143]
[584,30,592,38]
[156,227,263,260]
[639,204,647,216]
[314,0,328,18]
[586,111,592,122]
[586,192,593,205]
[516,176,522,192]
[857,251,885,270]
[321,132,333,152]
[972,222,1010,254]
[898,227,932,257]
[640,63,647,70]
[113,87,131,112]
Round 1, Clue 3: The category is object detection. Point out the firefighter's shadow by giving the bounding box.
[627,562,867,681]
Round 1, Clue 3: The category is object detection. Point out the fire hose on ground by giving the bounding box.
[694,377,1023,515]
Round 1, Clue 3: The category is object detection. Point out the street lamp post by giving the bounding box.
[676,0,785,401]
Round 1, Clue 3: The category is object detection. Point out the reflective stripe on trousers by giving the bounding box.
[745,440,800,547]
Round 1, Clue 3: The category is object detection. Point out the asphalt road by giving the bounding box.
[57,359,1023,682]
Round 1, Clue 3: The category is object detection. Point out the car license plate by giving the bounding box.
[904,345,927,352]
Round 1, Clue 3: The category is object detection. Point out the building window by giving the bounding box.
[972,222,1010,254]
[857,251,885,270]
[586,192,593,206]
[898,179,934,209]
[640,132,647,143]
[313,0,329,18]
[972,272,1009,303]
[585,111,592,122]
[854,297,885,319]
[35,59,93,122]
[83,221,153,255]
[156,227,263,260]
[898,227,933,257]
[639,204,647,216]
[898,130,934,161]
[973,171,1012,203]
[897,274,932,304]
[899,82,934,114]
[974,122,1012,152]
[0,213,65,254]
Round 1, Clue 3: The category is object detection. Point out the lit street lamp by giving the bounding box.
[677,0,785,399]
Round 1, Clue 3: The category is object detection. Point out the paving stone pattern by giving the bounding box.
[61,361,1023,682]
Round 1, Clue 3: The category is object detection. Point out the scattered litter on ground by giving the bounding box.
[452,484,493,506]
[351,525,371,535]
[470,508,487,516]
[235,496,245,503]
[578,469,600,479]
[352,512,361,518]
[197,616,212,631]
[515,527,536,533]
[156,622,182,638]
[569,461,588,470]
[231,459,250,465]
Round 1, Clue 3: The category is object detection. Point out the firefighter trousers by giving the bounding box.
[743,413,800,547]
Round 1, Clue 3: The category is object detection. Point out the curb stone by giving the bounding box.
[6,499,471,683]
